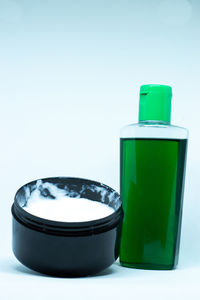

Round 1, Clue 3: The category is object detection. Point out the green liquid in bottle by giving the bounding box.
[120,138,187,270]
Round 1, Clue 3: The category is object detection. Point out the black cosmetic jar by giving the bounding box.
[12,177,123,277]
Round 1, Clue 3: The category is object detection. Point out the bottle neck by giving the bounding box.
[138,120,170,126]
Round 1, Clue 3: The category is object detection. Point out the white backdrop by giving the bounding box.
[0,0,200,299]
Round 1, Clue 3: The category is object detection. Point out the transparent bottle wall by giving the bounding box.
[120,121,188,269]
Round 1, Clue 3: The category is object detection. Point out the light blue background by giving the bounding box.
[0,1,199,298]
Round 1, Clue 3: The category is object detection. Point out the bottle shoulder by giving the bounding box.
[120,122,188,140]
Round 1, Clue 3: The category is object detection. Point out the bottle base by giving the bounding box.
[120,261,176,270]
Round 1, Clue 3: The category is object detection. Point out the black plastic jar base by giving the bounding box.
[12,177,123,277]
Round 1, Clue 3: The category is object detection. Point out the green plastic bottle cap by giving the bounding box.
[139,84,172,123]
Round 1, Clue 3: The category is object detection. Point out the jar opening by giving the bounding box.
[12,177,123,236]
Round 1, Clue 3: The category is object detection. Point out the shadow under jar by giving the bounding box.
[12,177,123,277]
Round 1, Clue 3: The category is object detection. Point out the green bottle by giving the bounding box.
[120,84,188,270]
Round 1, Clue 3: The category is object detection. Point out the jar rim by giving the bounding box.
[12,177,123,236]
